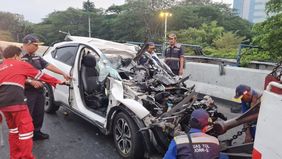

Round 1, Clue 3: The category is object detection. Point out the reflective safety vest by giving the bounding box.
[164,43,184,70]
[174,132,220,159]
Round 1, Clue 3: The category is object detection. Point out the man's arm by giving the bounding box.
[179,56,184,76]
[178,46,185,76]
[22,62,62,87]
[46,64,71,80]
[26,78,43,88]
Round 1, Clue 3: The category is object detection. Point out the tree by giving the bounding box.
[266,0,282,14]
[213,31,245,50]
[175,21,224,47]
[0,12,33,42]
[181,0,211,5]
[30,0,253,51]
[34,8,101,44]
[168,4,252,39]
[252,0,282,60]
[83,0,95,12]
[0,30,13,41]
[106,5,123,14]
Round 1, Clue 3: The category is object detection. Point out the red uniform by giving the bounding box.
[0,59,61,159]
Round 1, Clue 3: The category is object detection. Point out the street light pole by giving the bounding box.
[88,13,91,37]
[160,12,172,52]
[164,14,167,45]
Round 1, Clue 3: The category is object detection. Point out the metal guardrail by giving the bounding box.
[184,55,276,70]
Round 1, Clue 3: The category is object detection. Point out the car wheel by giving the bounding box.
[43,83,60,113]
[113,112,144,159]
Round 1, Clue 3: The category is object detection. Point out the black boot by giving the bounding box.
[33,131,49,141]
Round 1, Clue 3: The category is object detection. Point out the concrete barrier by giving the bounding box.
[184,62,271,101]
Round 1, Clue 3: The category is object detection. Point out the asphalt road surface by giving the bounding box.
[0,98,244,159]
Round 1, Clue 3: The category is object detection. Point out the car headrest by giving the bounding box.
[82,54,96,67]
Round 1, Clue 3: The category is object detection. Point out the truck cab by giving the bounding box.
[252,81,282,159]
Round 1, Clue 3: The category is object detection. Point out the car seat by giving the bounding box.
[81,54,105,108]
[81,53,100,93]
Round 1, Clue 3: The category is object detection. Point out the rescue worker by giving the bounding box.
[164,33,185,76]
[139,42,175,76]
[139,42,162,66]
[21,34,71,140]
[0,45,64,159]
[233,84,260,143]
[164,109,220,159]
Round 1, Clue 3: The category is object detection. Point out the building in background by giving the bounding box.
[233,0,269,23]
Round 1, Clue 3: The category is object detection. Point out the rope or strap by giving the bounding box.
[187,131,196,159]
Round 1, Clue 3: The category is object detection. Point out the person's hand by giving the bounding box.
[179,69,184,76]
[30,80,43,88]
[62,73,72,81]
[59,80,70,86]
[244,128,253,143]
[244,135,253,143]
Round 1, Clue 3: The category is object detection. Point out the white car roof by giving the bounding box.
[66,36,138,58]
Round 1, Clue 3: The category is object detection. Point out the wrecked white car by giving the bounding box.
[42,36,226,158]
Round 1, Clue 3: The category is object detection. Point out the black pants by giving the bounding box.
[171,69,179,76]
[25,89,45,132]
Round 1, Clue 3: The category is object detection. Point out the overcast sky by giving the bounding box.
[0,0,233,23]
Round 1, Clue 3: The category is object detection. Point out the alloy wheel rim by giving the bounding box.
[43,87,50,109]
[115,118,132,155]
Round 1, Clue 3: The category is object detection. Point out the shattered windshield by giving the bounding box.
[96,54,122,81]
[82,46,122,81]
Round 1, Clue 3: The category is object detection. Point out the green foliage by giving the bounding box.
[83,0,95,12]
[0,12,33,42]
[169,4,252,38]
[0,0,267,62]
[181,0,211,5]
[252,13,282,61]
[0,30,13,41]
[106,5,123,14]
[33,7,104,44]
[204,47,237,59]
[175,21,224,47]
[213,32,245,50]
[172,21,249,61]
[266,0,282,14]
[239,49,272,66]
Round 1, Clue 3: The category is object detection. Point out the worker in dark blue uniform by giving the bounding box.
[21,34,71,140]
[164,109,220,159]
[233,84,260,143]
[139,42,162,66]
[164,33,185,76]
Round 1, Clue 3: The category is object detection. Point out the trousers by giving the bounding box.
[25,89,45,132]
[2,106,35,159]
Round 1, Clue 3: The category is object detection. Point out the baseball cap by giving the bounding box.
[168,33,176,39]
[23,34,44,45]
[190,109,209,128]
[232,85,250,102]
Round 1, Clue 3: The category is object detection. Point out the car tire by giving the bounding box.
[113,112,144,159]
[43,83,60,113]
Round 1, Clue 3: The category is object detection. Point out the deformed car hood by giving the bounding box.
[67,36,138,58]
